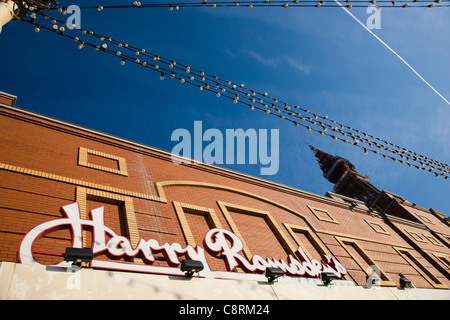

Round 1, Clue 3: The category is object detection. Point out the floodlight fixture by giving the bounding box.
[399,273,413,289]
[265,267,284,283]
[180,259,204,278]
[64,247,93,267]
[321,272,337,286]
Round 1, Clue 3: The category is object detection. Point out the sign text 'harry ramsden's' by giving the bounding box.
[19,203,347,280]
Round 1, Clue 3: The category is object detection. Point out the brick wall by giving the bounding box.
[0,104,449,289]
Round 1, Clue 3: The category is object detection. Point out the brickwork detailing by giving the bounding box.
[283,223,332,260]
[393,247,448,289]
[0,162,423,253]
[76,186,139,248]
[336,236,397,287]
[423,235,444,247]
[433,252,450,270]
[156,181,320,232]
[365,220,391,236]
[173,201,223,247]
[0,162,164,202]
[307,205,339,224]
[405,230,428,243]
[217,201,297,260]
[78,147,128,176]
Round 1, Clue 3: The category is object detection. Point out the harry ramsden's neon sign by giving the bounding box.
[19,203,347,280]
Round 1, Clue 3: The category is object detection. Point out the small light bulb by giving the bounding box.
[34,27,40,33]
[78,43,84,49]
[160,73,165,80]
[120,58,126,65]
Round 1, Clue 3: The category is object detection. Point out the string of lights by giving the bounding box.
[47,0,450,11]
[23,12,450,179]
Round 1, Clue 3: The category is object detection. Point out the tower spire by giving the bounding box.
[310,146,380,206]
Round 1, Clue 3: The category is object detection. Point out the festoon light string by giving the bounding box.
[51,0,450,11]
[24,11,450,179]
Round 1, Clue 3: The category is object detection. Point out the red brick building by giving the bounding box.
[0,91,449,299]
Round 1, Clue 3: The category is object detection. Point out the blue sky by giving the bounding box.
[1,2,449,215]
